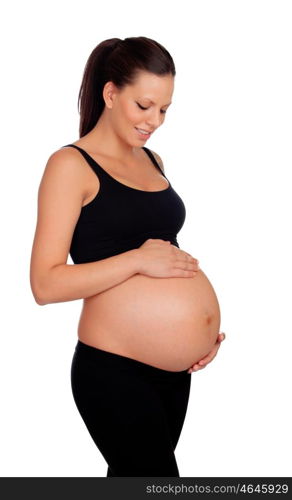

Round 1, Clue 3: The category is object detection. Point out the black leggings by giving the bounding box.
[71,340,192,477]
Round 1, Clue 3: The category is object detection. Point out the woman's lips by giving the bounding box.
[135,127,152,139]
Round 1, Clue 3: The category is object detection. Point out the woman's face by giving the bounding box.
[105,70,174,145]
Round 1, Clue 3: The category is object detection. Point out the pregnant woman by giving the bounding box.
[30,36,225,477]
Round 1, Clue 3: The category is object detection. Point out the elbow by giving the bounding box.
[30,266,64,305]
[30,265,56,305]
[30,278,50,306]
[35,294,48,306]
[32,287,48,306]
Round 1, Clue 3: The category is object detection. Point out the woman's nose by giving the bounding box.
[146,111,163,129]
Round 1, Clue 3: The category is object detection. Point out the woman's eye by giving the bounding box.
[136,102,167,114]
[137,103,148,111]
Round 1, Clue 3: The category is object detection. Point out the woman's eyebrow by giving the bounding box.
[141,98,172,106]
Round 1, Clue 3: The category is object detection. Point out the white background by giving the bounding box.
[1,0,291,477]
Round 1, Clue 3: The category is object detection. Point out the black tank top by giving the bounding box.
[62,144,186,264]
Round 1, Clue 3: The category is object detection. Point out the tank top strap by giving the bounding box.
[142,146,167,178]
[62,144,109,181]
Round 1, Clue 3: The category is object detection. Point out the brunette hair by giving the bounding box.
[77,36,176,138]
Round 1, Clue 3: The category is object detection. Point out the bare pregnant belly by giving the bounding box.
[77,269,221,372]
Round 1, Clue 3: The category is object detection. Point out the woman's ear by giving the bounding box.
[103,81,118,109]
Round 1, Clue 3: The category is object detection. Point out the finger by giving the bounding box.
[199,345,220,363]
[199,349,218,365]
[189,344,221,370]
[193,365,206,372]
[194,336,224,369]
[198,358,212,366]
[192,364,206,371]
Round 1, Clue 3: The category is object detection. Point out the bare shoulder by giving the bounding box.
[148,149,165,173]
[46,145,85,171]
[40,145,91,196]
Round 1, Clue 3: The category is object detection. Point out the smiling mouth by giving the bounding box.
[135,127,153,135]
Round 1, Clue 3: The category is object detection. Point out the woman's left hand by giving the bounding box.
[187,332,226,374]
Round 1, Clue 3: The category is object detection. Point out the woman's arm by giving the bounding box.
[32,250,140,305]
[30,148,140,305]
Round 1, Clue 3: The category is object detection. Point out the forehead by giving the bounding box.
[125,71,174,100]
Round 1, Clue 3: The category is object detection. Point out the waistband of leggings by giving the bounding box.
[73,339,189,378]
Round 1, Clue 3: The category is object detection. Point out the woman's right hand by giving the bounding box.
[135,238,200,278]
